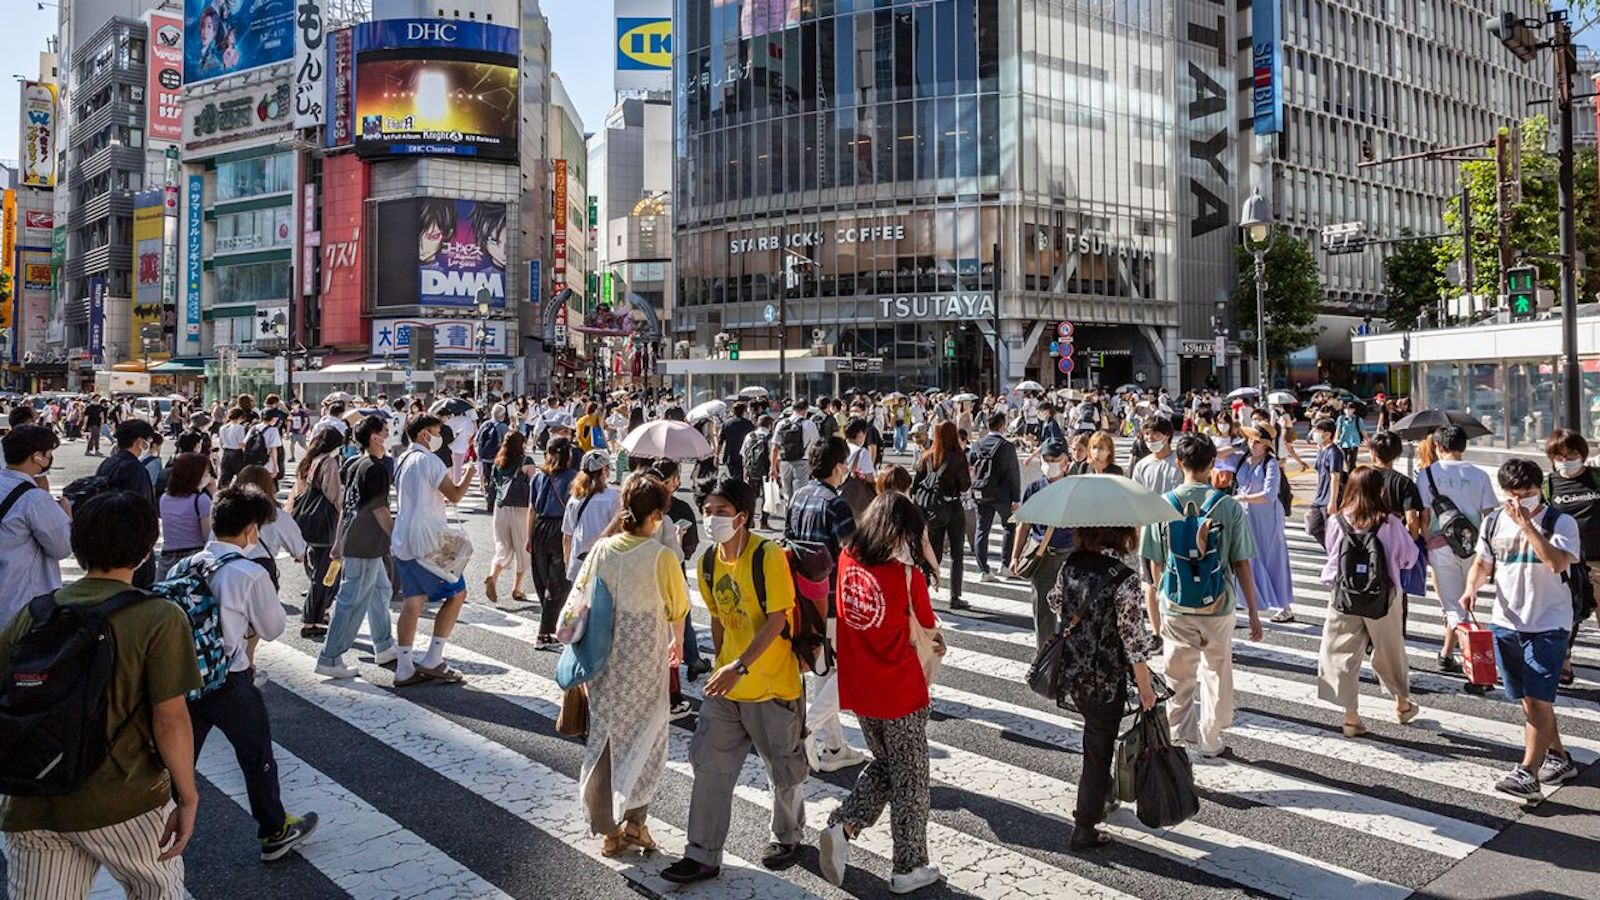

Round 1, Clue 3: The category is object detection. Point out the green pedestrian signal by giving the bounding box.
[1506,266,1537,321]
[728,341,740,361]
[943,335,956,359]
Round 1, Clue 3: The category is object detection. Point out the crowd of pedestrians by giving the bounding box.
[0,381,1591,897]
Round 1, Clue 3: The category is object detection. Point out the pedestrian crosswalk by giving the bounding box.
[33,473,1600,900]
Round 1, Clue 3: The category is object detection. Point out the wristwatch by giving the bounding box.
[733,660,750,675]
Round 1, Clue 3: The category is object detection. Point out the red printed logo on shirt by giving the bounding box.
[839,566,885,631]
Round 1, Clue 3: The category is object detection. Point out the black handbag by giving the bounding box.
[1026,630,1068,702]
[1135,703,1200,828]
[291,460,339,546]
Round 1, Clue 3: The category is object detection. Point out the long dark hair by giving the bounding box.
[495,430,527,469]
[847,492,928,567]
[542,437,573,475]
[297,426,343,481]
[1338,466,1387,531]
[921,420,960,470]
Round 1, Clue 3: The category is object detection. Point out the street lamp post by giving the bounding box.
[475,289,491,403]
[1240,190,1274,394]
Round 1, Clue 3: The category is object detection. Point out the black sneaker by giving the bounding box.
[1438,655,1463,674]
[1463,682,1492,695]
[761,841,799,870]
[260,812,319,862]
[949,597,971,611]
[685,659,713,682]
[661,857,720,884]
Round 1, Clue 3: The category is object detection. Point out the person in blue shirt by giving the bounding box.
[1010,438,1077,651]
[530,437,579,642]
[1334,402,1364,474]
[1305,419,1345,546]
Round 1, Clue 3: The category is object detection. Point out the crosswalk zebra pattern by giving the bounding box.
[39,462,1600,899]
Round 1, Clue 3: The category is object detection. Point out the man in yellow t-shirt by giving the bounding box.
[664,480,807,884]
[574,401,603,453]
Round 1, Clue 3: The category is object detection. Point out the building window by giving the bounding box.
[214,207,295,254]
[214,261,291,305]
[215,154,295,203]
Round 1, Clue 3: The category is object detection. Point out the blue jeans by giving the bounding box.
[319,556,396,666]
[894,424,907,452]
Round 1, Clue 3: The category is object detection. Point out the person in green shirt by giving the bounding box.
[1141,432,1263,759]
[0,490,200,898]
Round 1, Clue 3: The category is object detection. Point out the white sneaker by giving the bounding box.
[373,647,399,666]
[816,744,868,772]
[314,661,360,680]
[803,739,822,772]
[977,571,996,583]
[819,823,849,886]
[889,865,943,894]
[252,669,268,688]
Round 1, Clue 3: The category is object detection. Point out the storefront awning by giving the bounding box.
[151,359,206,374]
[111,361,151,372]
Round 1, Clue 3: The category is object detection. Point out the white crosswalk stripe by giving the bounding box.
[33,448,1600,900]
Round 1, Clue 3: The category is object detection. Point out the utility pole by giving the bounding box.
[1494,129,1514,306]
[1555,14,1582,430]
[1459,188,1474,323]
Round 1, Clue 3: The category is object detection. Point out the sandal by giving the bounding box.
[393,670,431,687]
[1341,722,1369,738]
[417,663,466,684]
[1561,668,1576,686]
[600,831,631,857]
[512,592,529,603]
[1269,611,1296,624]
[1396,702,1421,725]
[483,577,498,604]
[623,823,658,852]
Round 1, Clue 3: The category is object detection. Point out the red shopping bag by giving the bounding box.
[1457,618,1498,687]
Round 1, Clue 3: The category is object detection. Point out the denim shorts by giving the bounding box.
[394,558,467,604]
[1491,626,1568,703]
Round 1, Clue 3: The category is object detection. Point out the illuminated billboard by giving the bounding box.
[351,20,518,161]
[184,0,295,84]
[372,198,507,309]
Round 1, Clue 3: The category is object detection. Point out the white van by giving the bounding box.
[131,396,175,426]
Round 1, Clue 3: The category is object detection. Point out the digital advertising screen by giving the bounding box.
[373,198,508,309]
[184,0,295,84]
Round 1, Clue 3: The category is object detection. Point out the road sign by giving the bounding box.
[1048,340,1060,357]
[763,303,776,324]
[1213,335,1227,367]
[1058,356,1074,375]
[1057,321,1074,339]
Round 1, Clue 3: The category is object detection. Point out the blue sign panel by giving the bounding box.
[528,259,541,308]
[1252,0,1283,135]
[617,18,671,71]
[184,0,295,84]
[352,19,519,55]
[88,275,106,365]
[185,175,204,346]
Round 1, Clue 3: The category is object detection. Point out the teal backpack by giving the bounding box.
[1159,490,1230,614]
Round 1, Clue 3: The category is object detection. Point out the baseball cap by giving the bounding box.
[1039,438,1068,459]
[581,449,612,472]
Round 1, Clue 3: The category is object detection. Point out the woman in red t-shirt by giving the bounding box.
[819,492,945,894]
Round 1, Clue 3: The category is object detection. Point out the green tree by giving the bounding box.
[1231,234,1322,380]
[1437,116,1600,306]
[1379,230,1443,330]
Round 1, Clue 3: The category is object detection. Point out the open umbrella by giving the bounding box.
[1012,474,1184,528]
[355,407,393,420]
[1389,409,1492,441]
[323,391,356,404]
[1014,380,1045,393]
[621,419,714,460]
[1267,391,1299,406]
[885,391,908,401]
[1226,387,1260,400]
[430,397,476,417]
[688,399,727,423]
[738,386,769,399]
[1304,383,1337,394]
[1114,383,1143,395]
[952,392,979,403]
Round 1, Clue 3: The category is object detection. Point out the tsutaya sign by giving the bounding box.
[878,294,994,320]
[729,221,906,255]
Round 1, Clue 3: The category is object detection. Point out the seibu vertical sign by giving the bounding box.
[1251,0,1283,135]
[146,12,184,142]
[553,158,568,288]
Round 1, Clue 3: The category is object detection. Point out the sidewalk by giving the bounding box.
[1415,760,1600,899]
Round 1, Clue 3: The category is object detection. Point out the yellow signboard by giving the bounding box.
[0,190,15,332]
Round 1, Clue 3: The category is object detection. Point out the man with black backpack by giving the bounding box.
[98,420,160,589]
[1418,425,1499,675]
[970,411,1021,583]
[770,399,820,514]
[475,410,509,514]
[719,402,755,484]
[0,425,73,625]
[1142,433,1263,759]
[742,414,775,529]
[0,491,197,897]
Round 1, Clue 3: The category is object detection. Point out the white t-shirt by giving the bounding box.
[1418,460,1499,534]
[1477,505,1580,634]
[446,414,474,454]
[1131,451,1183,496]
[392,448,449,561]
[218,422,247,450]
[313,415,348,437]
[846,442,875,477]
[261,423,284,449]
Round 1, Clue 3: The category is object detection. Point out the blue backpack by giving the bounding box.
[155,552,245,700]
[1159,490,1230,614]
[555,575,615,690]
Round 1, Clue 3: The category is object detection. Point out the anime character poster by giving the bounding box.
[184,0,294,84]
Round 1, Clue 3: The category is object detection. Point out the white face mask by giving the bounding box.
[425,433,443,452]
[705,514,739,545]
[1148,440,1168,453]
[1518,494,1542,512]
[1043,461,1064,478]
[1557,459,1585,479]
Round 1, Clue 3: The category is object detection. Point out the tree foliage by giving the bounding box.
[1379,230,1443,330]
[1436,116,1600,308]
[1231,234,1322,371]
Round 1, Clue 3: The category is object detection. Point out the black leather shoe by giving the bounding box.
[760,841,799,870]
[1069,826,1113,851]
[661,858,720,884]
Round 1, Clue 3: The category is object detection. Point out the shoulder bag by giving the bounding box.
[905,566,943,685]
[1014,526,1057,579]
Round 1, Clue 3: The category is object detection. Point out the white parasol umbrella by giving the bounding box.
[1012,474,1184,528]
[885,391,908,401]
[323,391,356,403]
[688,399,727,423]
[738,386,769,399]
[1225,387,1260,400]
[1267,391,1299,406]
[1014,380,1045,394]
[621,419,714,460]
[952,392,979,403]
[1304,383,1337,394]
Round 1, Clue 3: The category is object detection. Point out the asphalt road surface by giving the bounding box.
[20,437,1600,900]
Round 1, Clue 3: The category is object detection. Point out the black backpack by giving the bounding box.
[814,411,839,439]
[775,417,806,462]
[970,437,1002,498]
[1482,506,1595,621]
[1424,466,1479,559]
[741,429,772,479]
[241,425,270,467]
[1331,517,1392,618]
[0,589,152,796]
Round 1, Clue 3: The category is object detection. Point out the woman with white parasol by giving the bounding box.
[1015,473,1174,850]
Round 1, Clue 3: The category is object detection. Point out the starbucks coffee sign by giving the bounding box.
[878,294,995,320]
[729,220,907,255]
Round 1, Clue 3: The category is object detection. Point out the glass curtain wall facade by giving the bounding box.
[674,0,1184,392]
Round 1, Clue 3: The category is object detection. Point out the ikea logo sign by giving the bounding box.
[617,18,672,71]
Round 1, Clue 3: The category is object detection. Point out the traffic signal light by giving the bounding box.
[728,340,740,361]
[1506,265,1538,321]
[1487,13,1540,63]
